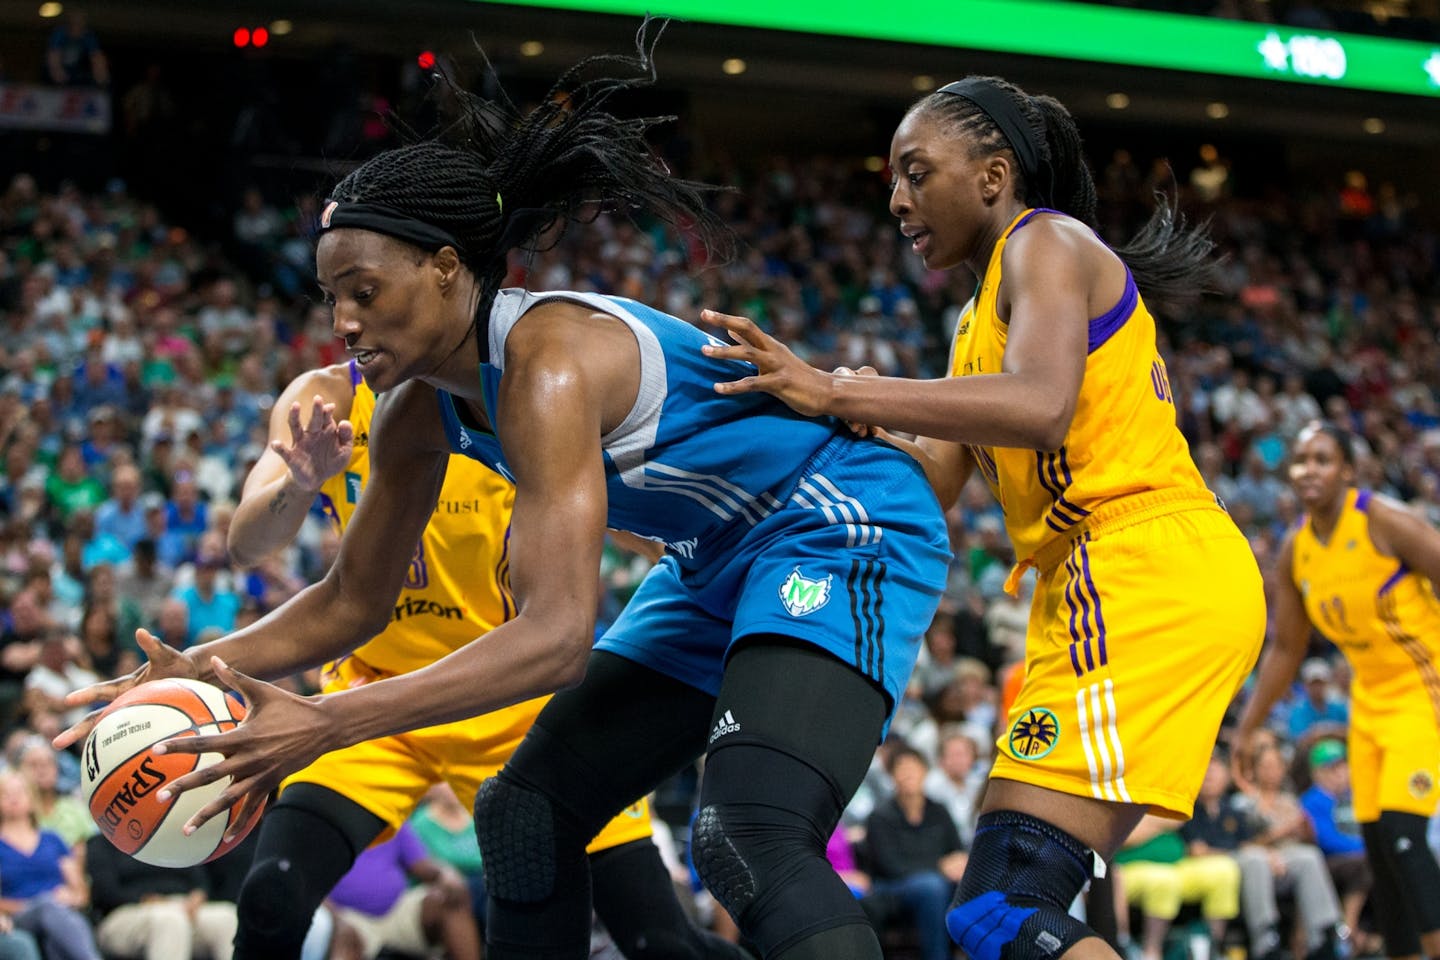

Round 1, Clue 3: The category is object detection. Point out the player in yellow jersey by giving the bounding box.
[174,360,747,960]
[1235,422,1440,960]
[703,75,1263,960]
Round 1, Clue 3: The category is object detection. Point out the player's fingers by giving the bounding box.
[702,342,756,364]
[286,401,304,440]
[336,419,354,443]
[713,375,766,396]
[52,707,106,750]
[179,782,246,836]
[856,365,879,378]
[209,657,261,701]
[153,730,232,757]
[226,789,268,842]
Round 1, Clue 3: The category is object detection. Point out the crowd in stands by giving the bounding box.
[0,56,1438,955]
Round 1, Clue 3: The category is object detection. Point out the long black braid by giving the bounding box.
[912,77,1216,305]
[326,18,731,351]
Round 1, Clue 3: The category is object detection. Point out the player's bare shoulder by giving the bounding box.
[274,362,357,423]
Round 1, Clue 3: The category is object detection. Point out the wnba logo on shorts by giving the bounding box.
[1007,707,1060,760]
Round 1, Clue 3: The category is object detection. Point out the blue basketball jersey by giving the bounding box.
[436,289,846,569]
[434,288,952,719]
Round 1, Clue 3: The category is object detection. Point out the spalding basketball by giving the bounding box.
[81,678,265,867]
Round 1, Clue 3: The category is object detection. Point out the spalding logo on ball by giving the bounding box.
[81,678,266,867]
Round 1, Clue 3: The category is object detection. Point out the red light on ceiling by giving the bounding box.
[233,27,250,47]
[252,26,269,47]
[417,50,436,70]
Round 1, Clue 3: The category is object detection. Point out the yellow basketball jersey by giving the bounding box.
[1291,488,1440,724]
[317,362,516,676]
[948,208,1208,565]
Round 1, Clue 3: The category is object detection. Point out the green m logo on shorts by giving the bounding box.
[779,568,832,617]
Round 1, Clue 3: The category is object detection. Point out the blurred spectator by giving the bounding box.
[1114,814,1240,960]
[325,821,480,960]
[45,11,108,88]
[860,745,966,960]
[92,462,145,554]
[23,631,99,729]
[43,445,104,526]
[1299,740,1373,951]
[85,833,237,960]
[409,782,486,928]
[923,727,986,846]
[1287,659,1349,744]
[0,770,101,960]
[14,737,91,850]
[1238,744,1346,959]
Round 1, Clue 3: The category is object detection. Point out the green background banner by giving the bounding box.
[488,0,1440,97]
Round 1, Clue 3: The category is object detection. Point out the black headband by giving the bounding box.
[937,79,1041,186]
[318,200,464,254]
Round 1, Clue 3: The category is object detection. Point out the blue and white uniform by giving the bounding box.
[436,289,950,717]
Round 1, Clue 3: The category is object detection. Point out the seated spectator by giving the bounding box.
[1114,814,1240,960]
[14,738,92,851]
[409,782,486,928]
[43,446,105,527]
[1238,744,1346,959]
[325,821,479,960]
[1287,659,1349,744]
[860,744,966,960]
[1185,756,1339,960]
[92,463,146,554]
[1299,740,1374,953]
[86,833,237,960]
[0,771,101,960]
[171,546,239,647]
[923,727,986,847]
[22,631,100,730]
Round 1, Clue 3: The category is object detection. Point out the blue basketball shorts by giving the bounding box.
[596,436,951,726]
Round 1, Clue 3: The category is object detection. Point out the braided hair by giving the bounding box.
[326,19,731,337]
[910,77,1216,306]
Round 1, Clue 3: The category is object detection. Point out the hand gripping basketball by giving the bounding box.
[153,657,339,841]
[53,628,201,752]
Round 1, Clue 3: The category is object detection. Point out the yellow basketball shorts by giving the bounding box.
[281,655,653,850]
[992,501,1264,818]
[1348,710,1440,822]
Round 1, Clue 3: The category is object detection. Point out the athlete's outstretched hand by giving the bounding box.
[701,309,835,418]
[52,629,200,750]
[153,657,336,839]
[275,395,354,492]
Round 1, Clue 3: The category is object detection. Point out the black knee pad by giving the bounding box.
[474,772,557,903]
[234,791,382,960]
[1376,811,1440,932]
[946,811,1097,960]
[693,741,867,957]
[237,853,313,939]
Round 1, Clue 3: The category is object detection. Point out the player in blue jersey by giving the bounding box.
[59,24,951,960]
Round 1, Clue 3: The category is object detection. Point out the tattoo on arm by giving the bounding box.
[266,490,290,515]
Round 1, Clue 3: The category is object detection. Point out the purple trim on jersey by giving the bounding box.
[348,358,362,387]
[1009,207,1065,235]
[497,523,515,621]
[1354,489,1372,512]
[1088,271,1137,354]
[1065,560,1087,677]
[1080,534,1108,665]
[1378,561,1410,597]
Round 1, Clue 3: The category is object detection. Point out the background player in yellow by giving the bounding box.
[1235,421,1440,960]
[702,74,1264,960]
[205,359,746,960]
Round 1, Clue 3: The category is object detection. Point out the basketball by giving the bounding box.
[80,678,266,868]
